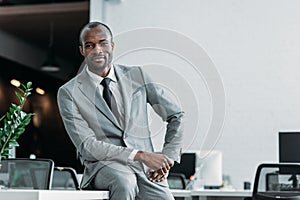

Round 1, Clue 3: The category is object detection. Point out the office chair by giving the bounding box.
[245,163,300,200]
[0,158,54,189]
[51,166,80,190]
[167,172,186,189]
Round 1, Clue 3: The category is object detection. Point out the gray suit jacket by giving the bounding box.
[57,64,184,188]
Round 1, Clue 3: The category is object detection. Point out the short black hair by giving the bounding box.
[79,21,113,46]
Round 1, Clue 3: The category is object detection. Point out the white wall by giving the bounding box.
[90,0,300,189]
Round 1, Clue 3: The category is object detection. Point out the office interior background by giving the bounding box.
[1,0,300,190]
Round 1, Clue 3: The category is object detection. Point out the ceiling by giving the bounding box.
[0,0,90,80]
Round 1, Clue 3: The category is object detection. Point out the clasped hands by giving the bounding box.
[134,151,174,182]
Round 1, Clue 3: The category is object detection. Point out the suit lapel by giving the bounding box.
[77,67,121,129]
[114,65,133,131]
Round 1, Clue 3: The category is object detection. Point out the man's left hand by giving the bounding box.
[148,167,170,182]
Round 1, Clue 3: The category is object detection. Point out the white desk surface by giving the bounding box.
[171,189,192,197]
[0,189,251,199]
[190,189,252,197]
[171,189,252,197]
[0,189,109,200]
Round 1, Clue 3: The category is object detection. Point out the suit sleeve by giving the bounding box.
[57,85,133,165]
[139,67,184,163]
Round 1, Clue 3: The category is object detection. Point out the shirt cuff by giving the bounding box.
[128,149,139,161]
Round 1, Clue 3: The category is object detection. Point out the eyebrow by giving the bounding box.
[84,39,109,44]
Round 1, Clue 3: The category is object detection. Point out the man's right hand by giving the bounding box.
[133,151,174,171]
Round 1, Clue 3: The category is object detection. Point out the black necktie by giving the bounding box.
[101,78,112,109]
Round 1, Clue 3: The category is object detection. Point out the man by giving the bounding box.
[57,21,184,200]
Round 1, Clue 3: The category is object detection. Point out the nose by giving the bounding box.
[94,44,103,54]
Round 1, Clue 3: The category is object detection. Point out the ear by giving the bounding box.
[111,41,115,50]
[79,46,84,56]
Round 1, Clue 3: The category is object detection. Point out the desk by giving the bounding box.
[0,189,250,200]
[191,189,251,200]
[0,190,109,200]
[172,189,192,199]
[172,189,251,200]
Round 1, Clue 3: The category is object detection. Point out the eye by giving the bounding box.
[100,41,110,47]
[84,43,95,49]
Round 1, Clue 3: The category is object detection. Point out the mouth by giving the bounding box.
[92,56,105,62]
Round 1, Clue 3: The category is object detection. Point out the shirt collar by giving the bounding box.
[86,65,117,87]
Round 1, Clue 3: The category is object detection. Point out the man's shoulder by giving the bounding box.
[114,63,141,70]
[114,64,146,77]
[58,74,80,92]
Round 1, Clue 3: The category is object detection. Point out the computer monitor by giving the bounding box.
[279,131,300,163]
[170,150,223,189]
[199,150,223,189]
[170,153,197,179]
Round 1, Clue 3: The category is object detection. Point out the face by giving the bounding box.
[79,25,114,77]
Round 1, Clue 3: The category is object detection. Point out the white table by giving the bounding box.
[0,189,250,200]
[171,189,192,199]
[0,190,109,200]
[171,189,252,200]
[191,189,251,200]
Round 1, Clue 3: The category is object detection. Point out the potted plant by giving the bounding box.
[0,82,34,166]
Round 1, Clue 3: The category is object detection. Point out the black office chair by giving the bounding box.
[245,163,300,200]
[0,158,54,189]
[51,166,80,190]
[167,172,186,189]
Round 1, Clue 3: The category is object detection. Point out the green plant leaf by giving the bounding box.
[2,151,9,156]
[9,140,19,147]
[17,87,25,94]
[15,127,25,136]
[26,82,32,89]
[9,107,14,114]
[15,91,23,103]
[6,112,11,120]
[0,81,34,159]
[21,83,26,89]
[1,136,6,142]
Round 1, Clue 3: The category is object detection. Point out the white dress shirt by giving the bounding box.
[86,65,138,160]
